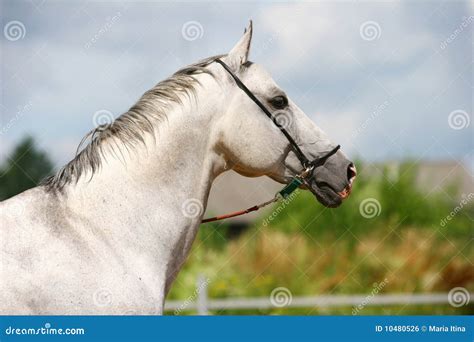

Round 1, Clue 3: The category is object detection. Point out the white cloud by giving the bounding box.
[258,2,437,75]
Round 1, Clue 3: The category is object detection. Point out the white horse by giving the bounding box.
[0,22,355,314]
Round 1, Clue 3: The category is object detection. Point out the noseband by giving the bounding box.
[201,59,341,224]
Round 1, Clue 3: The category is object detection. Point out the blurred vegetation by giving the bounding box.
[0,136,53,200]
[169,162,474,315]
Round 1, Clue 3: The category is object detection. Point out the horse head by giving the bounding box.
[213,22,356,207]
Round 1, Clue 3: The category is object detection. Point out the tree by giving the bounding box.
[0,136,53,200]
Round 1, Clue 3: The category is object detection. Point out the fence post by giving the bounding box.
[196,274,209,315]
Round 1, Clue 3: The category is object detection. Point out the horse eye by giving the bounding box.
[270,96,288,109]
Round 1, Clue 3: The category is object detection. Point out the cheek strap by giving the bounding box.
[214,58,340,172]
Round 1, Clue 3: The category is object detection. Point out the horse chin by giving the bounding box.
[308,181,342,208]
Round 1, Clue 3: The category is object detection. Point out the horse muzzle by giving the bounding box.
[307,156,357,208]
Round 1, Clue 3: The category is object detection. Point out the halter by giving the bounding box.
[214,59,341,172]
[201,59,341,224]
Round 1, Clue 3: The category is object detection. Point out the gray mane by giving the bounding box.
[42,55,224,191]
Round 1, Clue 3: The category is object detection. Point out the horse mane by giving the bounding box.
[42,55,225,191]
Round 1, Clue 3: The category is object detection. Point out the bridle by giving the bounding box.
[201,59,341,224]
[214,59,340,173]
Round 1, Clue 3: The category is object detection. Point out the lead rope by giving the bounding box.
[201,196,279,224]
[201,176,305,224]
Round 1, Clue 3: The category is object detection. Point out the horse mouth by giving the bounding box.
[337,184,353,200]
[307,180,352,208]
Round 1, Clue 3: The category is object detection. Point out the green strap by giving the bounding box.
[278,177,303,199]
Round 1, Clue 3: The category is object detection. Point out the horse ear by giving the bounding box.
[226,21,253,69]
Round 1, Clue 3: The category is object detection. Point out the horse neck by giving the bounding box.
[61,80,226,279]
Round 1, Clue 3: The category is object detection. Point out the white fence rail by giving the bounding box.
[164,275,473,315]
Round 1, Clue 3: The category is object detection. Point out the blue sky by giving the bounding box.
[1,1,472,171]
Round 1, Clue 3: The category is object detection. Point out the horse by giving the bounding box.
[0,22,356,314]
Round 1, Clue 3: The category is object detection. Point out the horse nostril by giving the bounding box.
[347,163,357,185]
